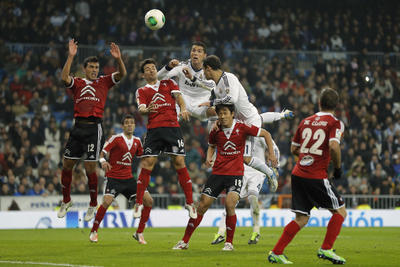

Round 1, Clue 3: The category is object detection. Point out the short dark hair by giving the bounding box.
[140,58,157,73]
[83,56,99,68]
[203,55,221,70]
[121,113,135,124]
[192,41,207,53]
[320,88,339,110]
[215,104,235,114]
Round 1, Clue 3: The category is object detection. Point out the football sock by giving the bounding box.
[321,213,345,250]
[260,112,281,123]
[137,206,152,233]
[136,168,152,205]
[248,157,273,177]
[217,211,227,236]
[177,167,193,204]
[91,205,107,232]
[225,214,237,243]
[249,195,260,233]
[87,172,98,207]
[61,169,72,203]
[182,214,204,243]
[272,220,301,255]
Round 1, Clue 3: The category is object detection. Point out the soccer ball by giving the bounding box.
[144,9,165,30]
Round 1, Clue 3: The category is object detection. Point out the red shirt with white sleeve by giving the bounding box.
[102,133,143,179]
[292,112,345,179]
[66,73,119,118]
[209,120,260,176]
[135,79,180,129]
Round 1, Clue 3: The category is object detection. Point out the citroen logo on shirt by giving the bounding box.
[80,85,96,97]
[151,93,166,102]
[122,152,132,162]
[223,141,237,151]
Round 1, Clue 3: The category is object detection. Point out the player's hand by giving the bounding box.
[101,162,112,172]
[211,120,220,132]
[68,39,78,56]
[110,42,122,59]
[268,152,278,167]
[168,59,179,69]
[280,109,294,120]
[182,67,193,80]
[332,167,342,180]
[180,109,190,121]
[198,101,211,107]
[147,102,157,113]
[205,157,214,168]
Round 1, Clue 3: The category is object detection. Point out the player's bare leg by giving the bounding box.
[173,194,213,249]
[222,192,239,251]
[58,158,77,218]
[134,157,157,218]
[89,194,114,243]
[171,155,197,218]
[133,192,153,244]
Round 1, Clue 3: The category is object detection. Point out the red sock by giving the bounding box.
[182,214,203,243]
[273,220,301,255]
[321,213,345,250]
[137,206,152,233]
[61,169,72,203]
[176,167,193,204]
[91,205,107,232]
[136,168,152,204]
[87,172,98,207]
[226,214,237,244]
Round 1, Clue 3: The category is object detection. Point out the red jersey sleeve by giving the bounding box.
[135,138,144,157]
[168,79,180,95]
[66,77,78,92]
[102,135,117,154]
[99,73,118,89]
[208,129,217,146]
[242,123,260,137]
[329,119,345,144]
[135,88,147,108]
[291,120,303,147]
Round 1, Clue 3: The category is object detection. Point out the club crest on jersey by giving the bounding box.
[152,93,166,102]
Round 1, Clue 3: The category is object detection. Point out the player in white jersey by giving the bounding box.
[157,42,217,127]
[200,55,294,245]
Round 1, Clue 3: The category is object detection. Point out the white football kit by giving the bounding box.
[158,60,216,120]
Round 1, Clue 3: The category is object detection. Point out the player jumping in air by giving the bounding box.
[58,39,126,221]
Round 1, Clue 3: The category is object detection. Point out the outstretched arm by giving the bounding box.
[61,39,77,86]
[157,59,180,80]
[182,67,216,91]
[110,42,127,82]
[174,93,190,121]
[206,145,216,168]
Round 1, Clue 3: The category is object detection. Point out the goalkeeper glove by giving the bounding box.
[332,168,342,180]
[280,109,294,120]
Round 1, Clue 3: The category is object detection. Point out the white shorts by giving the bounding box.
[176,94,209,121]
[240,164,266,198]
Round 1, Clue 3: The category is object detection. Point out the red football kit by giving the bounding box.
[209,120,260,176]
[292,111,345,179]
[135,79,181,129]
[67,73,118,118]
[102,133,143,179]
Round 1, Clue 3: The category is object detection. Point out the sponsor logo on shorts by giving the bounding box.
[145,148,152,154]
[203,188,212,195]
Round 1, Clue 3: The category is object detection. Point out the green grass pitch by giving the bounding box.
[0,227,399,266]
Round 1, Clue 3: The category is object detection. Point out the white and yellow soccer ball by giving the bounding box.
[144,9,165,30]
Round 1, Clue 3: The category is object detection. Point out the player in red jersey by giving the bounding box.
[133,58,197,219]
[268,88,347,265]
[58,39,127,221]
[89,114,152,244]
[173,104,276,251]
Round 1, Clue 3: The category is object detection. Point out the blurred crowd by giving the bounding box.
[1,0,400,52]
[1,0,400,208]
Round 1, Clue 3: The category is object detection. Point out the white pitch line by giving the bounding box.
[0,260,103,267]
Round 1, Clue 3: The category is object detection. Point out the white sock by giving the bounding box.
[260,112,281,123]
[249,195,260,234]
[217,211,226,236]
[248,157,273,176]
